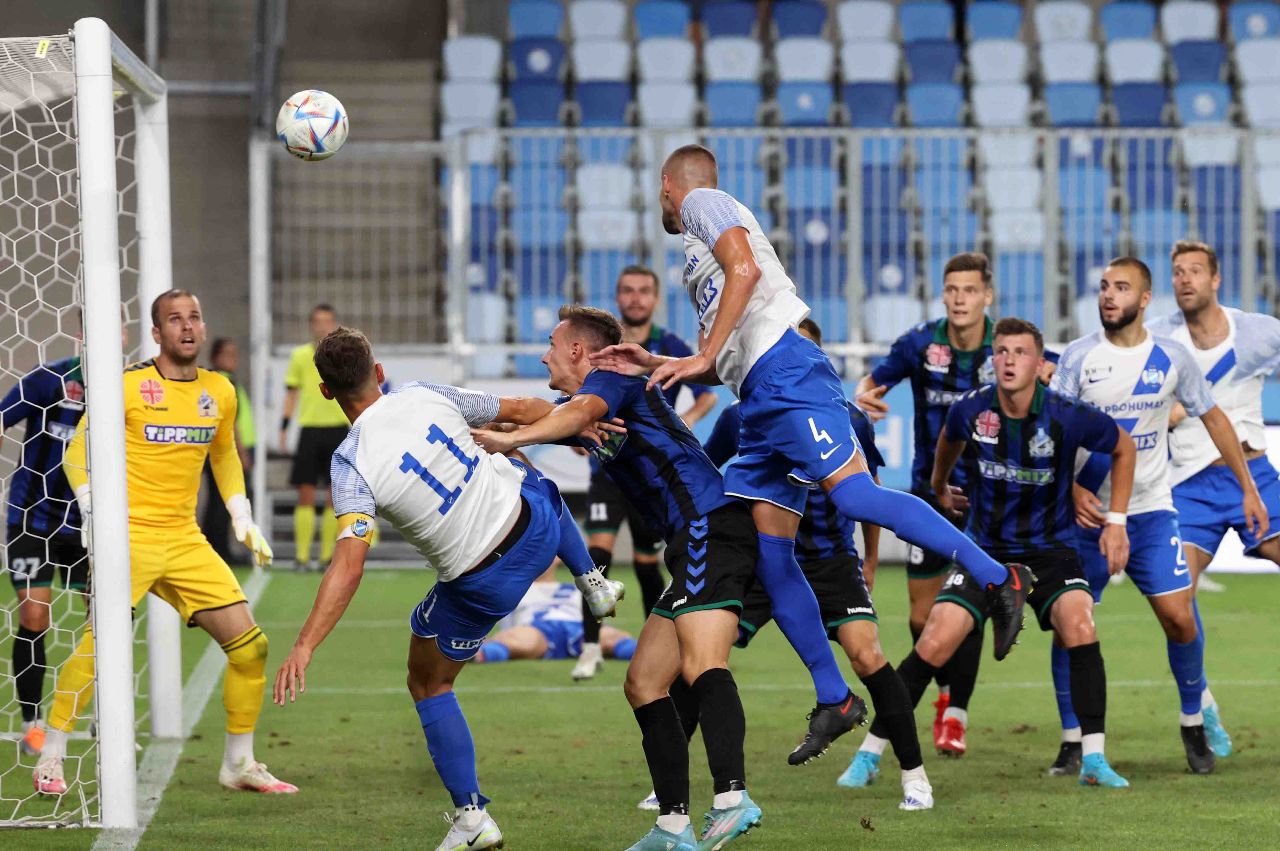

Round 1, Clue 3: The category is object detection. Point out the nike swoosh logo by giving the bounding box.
[820,444,843,460]
[1173,566,1189,576]
[1010,568,1022,591]
[1086,376,1106,384]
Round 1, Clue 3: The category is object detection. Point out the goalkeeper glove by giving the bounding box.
[227,494,274,567]
[74,484,92,551]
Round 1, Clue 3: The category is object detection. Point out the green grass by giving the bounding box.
[8,567,1280,849]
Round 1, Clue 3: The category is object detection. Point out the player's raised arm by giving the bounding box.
[493,395,555,425]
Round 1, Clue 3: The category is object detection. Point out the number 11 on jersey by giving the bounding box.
[399,424,480,516]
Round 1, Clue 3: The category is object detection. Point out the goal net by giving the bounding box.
[0,19,176,829]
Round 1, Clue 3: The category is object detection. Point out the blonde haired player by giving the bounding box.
[34,290,293,796]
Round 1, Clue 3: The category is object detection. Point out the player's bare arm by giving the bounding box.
[274,536,371,705]
[854,375,891,421]
[680,390,718,427]
[1199,405,1269,537]
[495,396,555,425]
[279,386,298,452]
[1098,430,1136,575]
[472,394,609,455]
[929,433,970,518]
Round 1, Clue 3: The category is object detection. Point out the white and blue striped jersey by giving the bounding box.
[1051,330,1215,514]
[496,581,581,632]
[330,382,524,581]
[679,187,810,395]
[1147,308,1280,486]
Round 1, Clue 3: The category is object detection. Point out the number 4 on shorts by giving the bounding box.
[808,417,833,445]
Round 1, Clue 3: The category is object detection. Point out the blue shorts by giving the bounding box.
[725,329,863,515]
[1173,455,1280,557]
[409,470,561,661]
[530,613,584,660]
[1076,510,1192,600]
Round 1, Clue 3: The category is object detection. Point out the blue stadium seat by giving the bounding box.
[705,82,763,126]
[904,41,960,83]
[1170,41,1226,83]
[861,164,909,216]
[969,40,1027,84]
[509,38,565,81]
[509,80,564,126]
[784,165,838,211]
[570,0,627,39]
[861,137,906,167]
[775,37,835,81]
[513,248,569,299]
[508,162,568,207]
[637,38,695,81]
[575,81,631,126]
[1041,41,1100,83]
[842,83,899,127]
[994,253,1046,326]
[968,1,1022,40]
[509,0,564,39]
[1176,82,1230,126]
[710,136,767,204]
[1104,38,1164,84]
[1035,1,1092,42]
[635,0,691,39]
[1231,2,1280,41]
[1044,83,1102,126]
[920,210,978,289]
[912,136,967,171]
[582,251,639,304]
[971,83,1032,126]
[773,0,827,38]
[444,36,502,82]
[1130,206,1187,251]
[516,295,563,343]
[837,1,893,41]
[783,136,836,167]
[637,82,698,126]
[1113,82,1168,126]
[863,241,915,297]
[915,166,973,211]
[1192,165,1242,210]
[507,135,566,166]
[1160,1,1217,45]
[899,1,953,43]
[441,165,503,207]
[776,82,834,126]
[704,36,763,81]
[1236,40,1280,86]
[840,41,899,82]
[1059,134,1108,167]
[906,83,963,127]
[1059,166,1112,213]
[703,2,756,37]
[787,209,847,298]
[807,296,849,344]
[1101,1,1156,41]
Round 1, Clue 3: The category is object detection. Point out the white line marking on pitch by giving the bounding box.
[92,570,271,851]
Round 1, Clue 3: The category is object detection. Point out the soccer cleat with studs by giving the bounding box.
[1047,741,1083,776]
[33,756,66,795]
[625,824,697,851]
[931,692,950,745]
[434,806,503,851]
[575,568,625,621]
[697,793,762,851]
[935,716,966,757]
[1202,703,1233,757]
[986,563,1035,661]
[1181,724,1216,775]
[1079,753,1129,788]
[787,690,868,766]
[836,750,880,788]
[571,641,604,681]
[218,758,298,793]
[19,724,45,757]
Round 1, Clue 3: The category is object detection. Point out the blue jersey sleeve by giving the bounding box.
[1043,347,1061,365]
[703,402,742,467]
[1066,399,1120,455]
[330,431,377,517]
[869,326,921,389]
[680,188,746,250]
[849,405,885,476]
[1164,340,1216,417]
[577,370,639,419]
[943,391,979,443]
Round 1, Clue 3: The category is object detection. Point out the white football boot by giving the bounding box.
[33,755,67,795]
[219,757,298,793]
[435,805,503,851]
[571,642,605,681]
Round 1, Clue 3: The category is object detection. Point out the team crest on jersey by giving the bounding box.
[197,390,218,419]
[61,379,85,410]
[139,379,164,405]
[1029,426,1055,458]
[924,343,953,373]
[973,410,1001,443]
[1138,366,1166,391]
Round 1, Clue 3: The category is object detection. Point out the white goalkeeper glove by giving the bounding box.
[227,494,274,568]
[74,484,92,551]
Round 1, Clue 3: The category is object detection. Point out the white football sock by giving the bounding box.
[901,765,929,785]
[942,707,968,726]
[1061,726,1082,743]
[223,731,254,770]
[1082,733,1105,757]
[1180,711,1205,727]
[657,813,691,834]
[1201,687,1216,709]
[43,728,68,760]
[859,733,889,755]
[937,684,951,698]
[712,790,743,809]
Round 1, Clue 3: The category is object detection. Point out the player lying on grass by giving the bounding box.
[473,566,637,664]
[273,326,623,851]
[847,318,1136,788]
[472,306,768,851]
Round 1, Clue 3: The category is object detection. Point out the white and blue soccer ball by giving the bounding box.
[276,90,349,161]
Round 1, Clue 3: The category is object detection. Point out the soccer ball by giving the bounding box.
[276,90,349,161]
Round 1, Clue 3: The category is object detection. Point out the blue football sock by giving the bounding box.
[1167,637,1205,715]
[1051,644,1079,730]
[756,533,849,705]
[827,473,1008,587]
[415,691,490,808]
[478,641,510,663]
[1192,599,1210,693]
[555,496,596,578]
[613,637,637,660]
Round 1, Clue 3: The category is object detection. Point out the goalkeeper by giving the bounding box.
[36,290,293,796]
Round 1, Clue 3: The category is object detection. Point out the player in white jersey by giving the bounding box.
[591,144,1032,764]
[1050,257,1267,775]
[272,327,623,851]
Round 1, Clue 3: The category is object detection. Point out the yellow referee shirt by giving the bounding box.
[285,343,348,428]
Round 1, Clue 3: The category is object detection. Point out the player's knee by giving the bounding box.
[18,600,51,633]
[1162,615,1198,644]
[223,627,268,673]
[846,644,886,679]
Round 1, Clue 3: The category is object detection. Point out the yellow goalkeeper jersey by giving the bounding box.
[65,360,245,530]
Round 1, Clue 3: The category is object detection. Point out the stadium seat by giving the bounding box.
[704,37,763,81]
[1183,131,1239,167]
[442,81,501,126]
[579,211,640,250]
[507,161,569,208]
[776,82,835,126]
[1236,39,1280,85]
[508,80,563,126]
[1059,133,1108,166]
[836,1,894,41]
[865,296,924,343]
[1044,83,1102,126]
[509,0,564,38]
[864,239,915,293]
[1175,82,1230,125]
[994,252,1046,325]
[575,163,634,209]
[1104,38,1164,83]
[806,296,850,344]
[1100,1,1157,41]
[1259,167,1280,209]
[860,163,909,212]
[842,82,899,126]
[968,40,1028,84]
[575,81,632,126]
[709,136,767,200]
[775,37,836,81]
[570,0,627,40]
[899,1,954,43]
[507,135,566,166]
[1059,165,1113,213]
[511,207,571,250]
[1170,41,1226,83]
[637,82,698,126]
[1160,1,1218,45]
[840,41,899,82]
[702,2,757,38]
[705,82,764,126]
[913,135,967,170]
[916,165,973,213]
[968,1,1022,40]
[1034,1,1092,42]
[784,165,839,211]
[979,133,1038,168]
[1113,82,1168,126]
[772,0,827,38]
[1130,210,1189,266]
[984,167,1042,211]
[572,40,630,81]
[1119,137,1178,206]
[1242,84,1280,127]
[637,38,694,82]
[783,135,838,168]
[443,36,501,82]
[635,1,691,39]
[904,40,960,84]
[1230,2,1280,41]
[1191,165,1242,212]
[906,82,964,127]
[509,37,566,81]
[1040,41,1100,83]
[971,83,1032,127]
[1256,136,1280,166]
[787,209,847,292]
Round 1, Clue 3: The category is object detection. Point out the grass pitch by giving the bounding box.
[9,566,1280,849]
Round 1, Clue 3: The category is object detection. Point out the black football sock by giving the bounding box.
[913,621,948,690]
[1068,642,1107,737]
[582,546,613,644]
[691,668,747,794]
[633,697,689,815]
[942,625,983,711]
[633,556,665,617]
[669,674,701,742]
[14,627,46,724]
[860,662,923,770]
[869,650,937,739]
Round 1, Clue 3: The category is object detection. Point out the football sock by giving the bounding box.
[827,473,1008,587]
[859,663,922,771]
[858,733,889,756]
[478,641,510,663]
[416,691,489,808]
[293,505,315,564]
[942,625,982,711]
[318,509,337,562]
[1067,642,1106,738]
[1167,636,1205,715]
[14,626,46,724]
[613,637,637,660]
[1051,642,1080,730]
[634,556,665,617]
[1082,733,1105,757]
[223,731,254,770]
[755,533,849,705]
[43,728,68,760]
[690,668,747,795]
[669,675,701,742]
[713,790,744,809]
[582,546,612,644]
[1202,686,1216,710]
[221,626,267,734]
[657,814,692,834]
[910,622,949,691]
[1193,600,1213,702]
[942,707,968,726]
[633,697,690,817]
[869,651,936,739]
[555,496,596,578]
[48,628,96,733]
[1062,727,1082,743]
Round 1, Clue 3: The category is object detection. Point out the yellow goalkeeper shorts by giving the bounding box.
[129,523,247,626]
